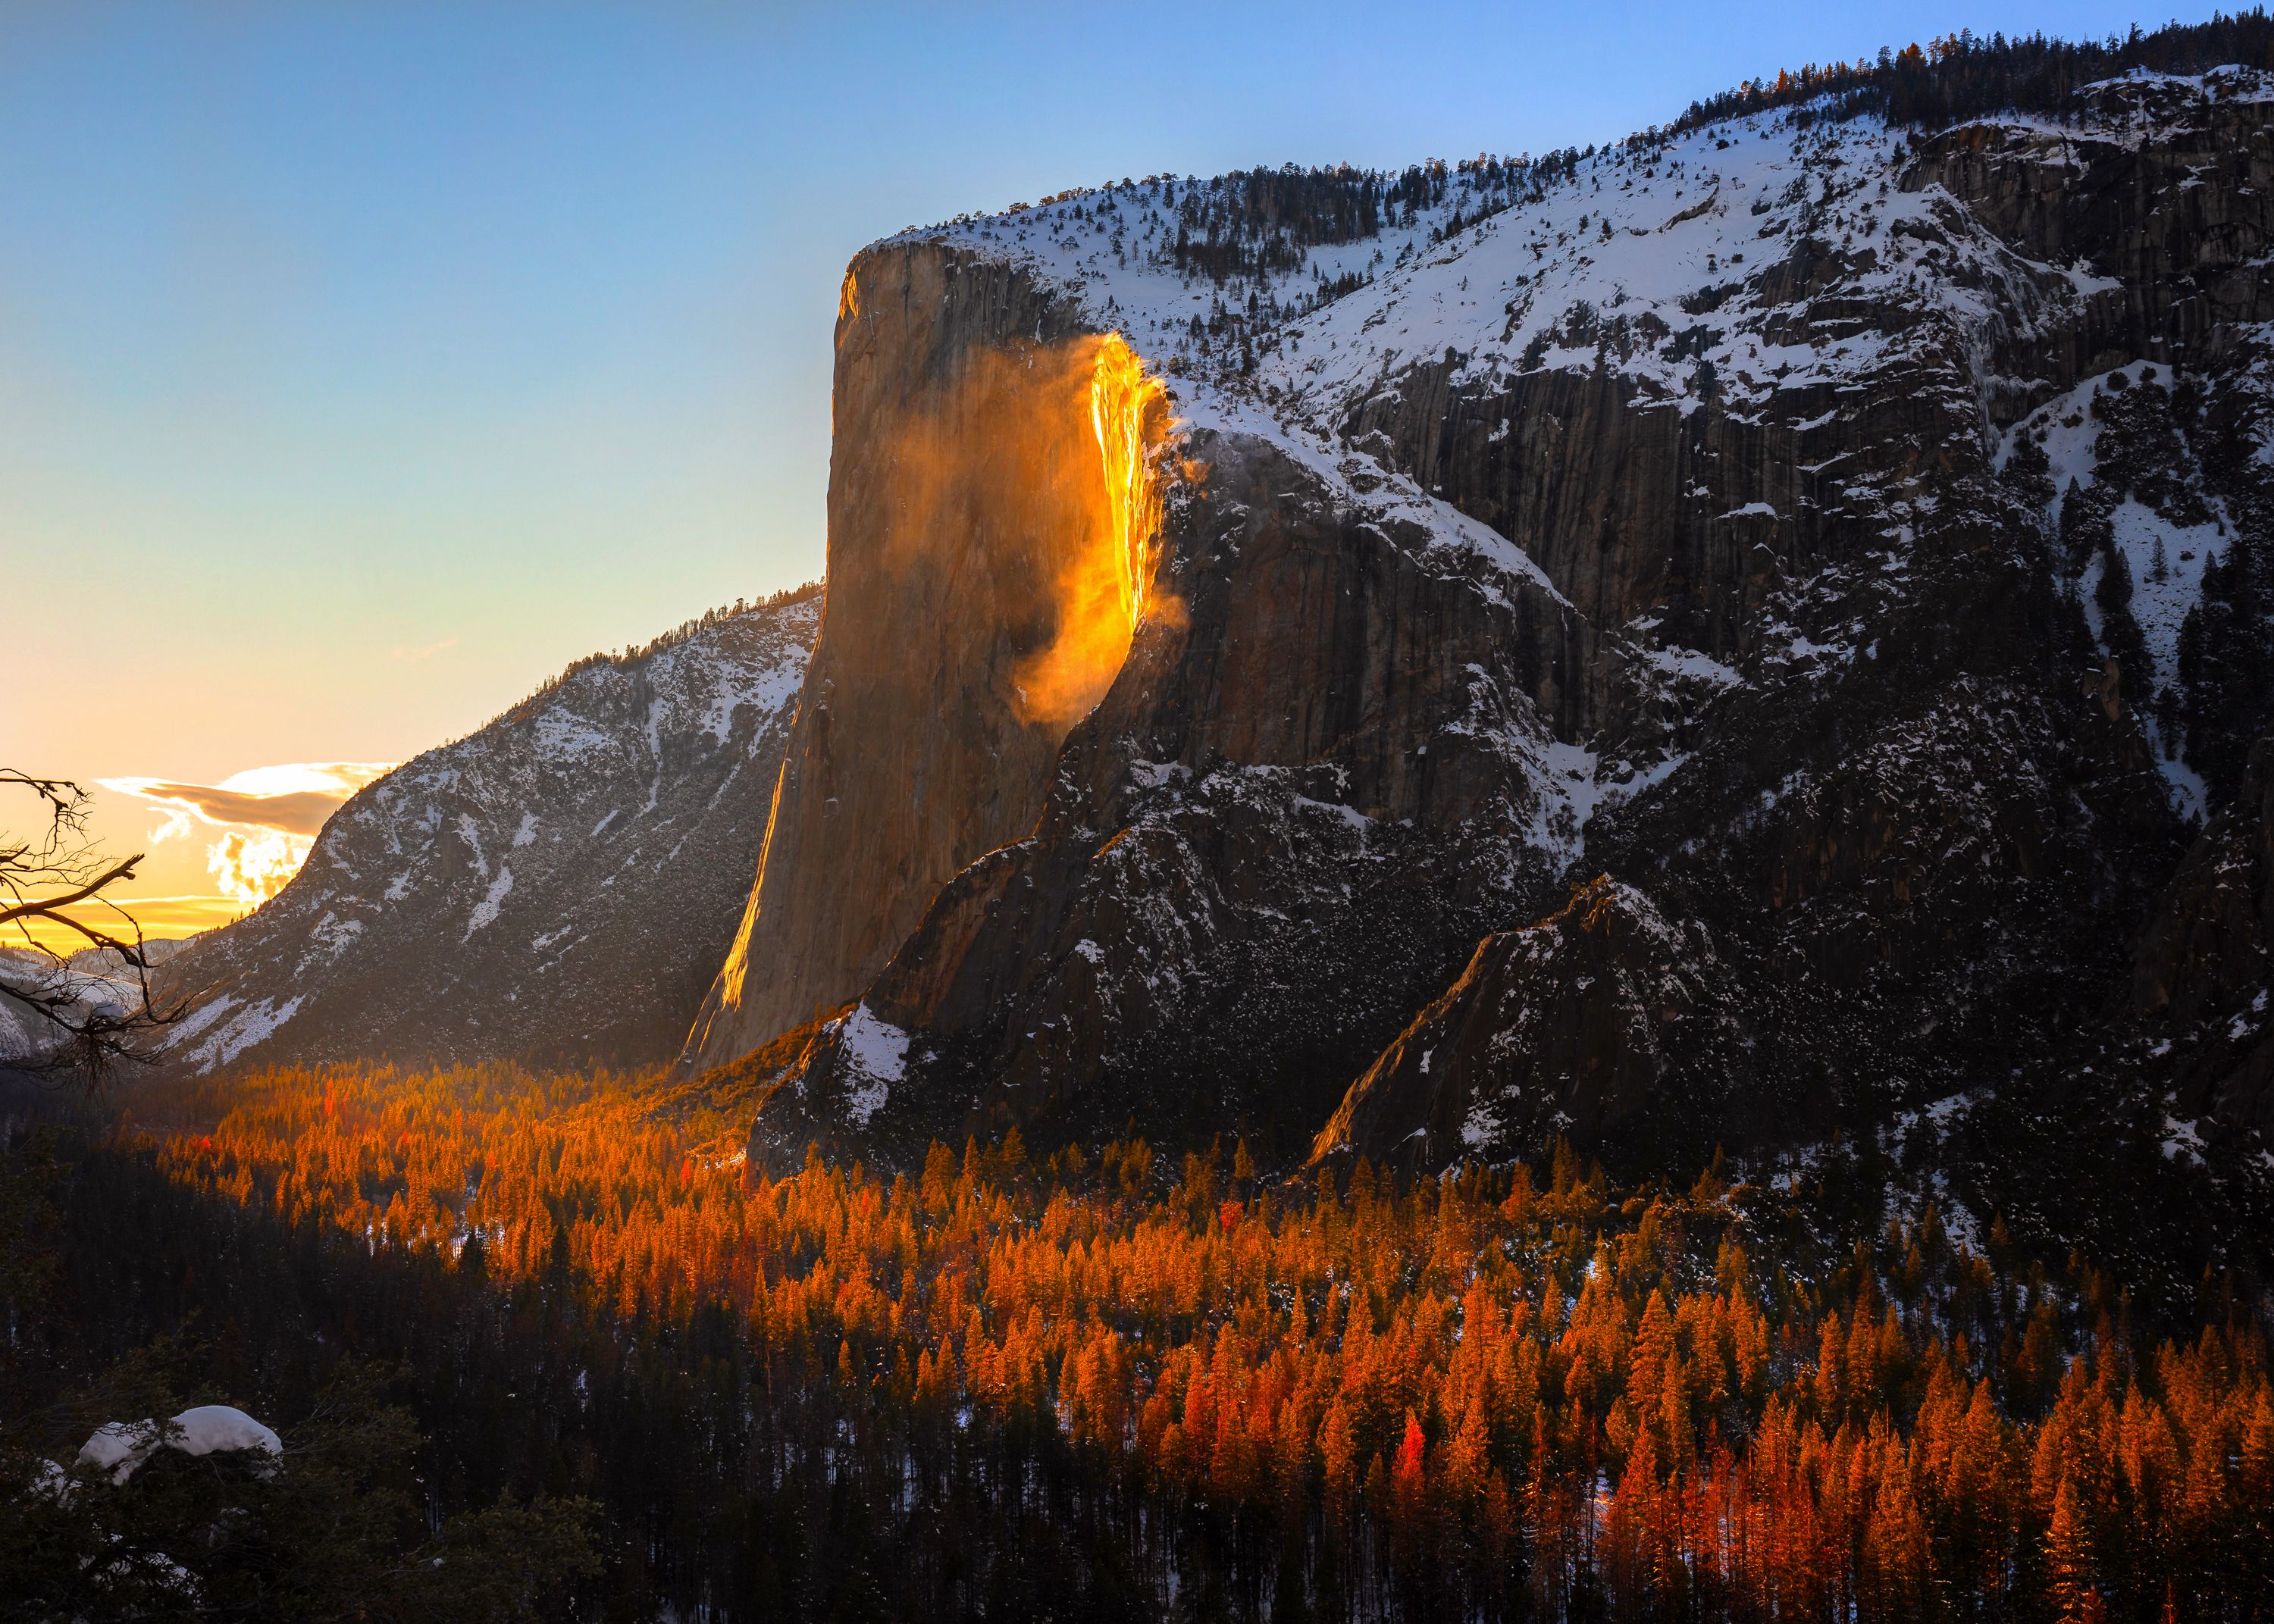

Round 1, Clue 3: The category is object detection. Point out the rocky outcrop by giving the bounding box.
[152,593,817,1073]
[1311,877,1739,1174]
[680,247,1145,1072]
[1904,71,2274,371]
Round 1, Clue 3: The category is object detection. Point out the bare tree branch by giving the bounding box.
[0,771,186,1087]
[0,856,143,926]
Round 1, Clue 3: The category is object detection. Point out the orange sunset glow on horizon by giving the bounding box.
[5,763,393,954]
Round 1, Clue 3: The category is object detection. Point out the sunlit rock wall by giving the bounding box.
[682,245,1159,1069]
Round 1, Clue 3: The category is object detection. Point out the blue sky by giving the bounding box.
[0,0,2221,922]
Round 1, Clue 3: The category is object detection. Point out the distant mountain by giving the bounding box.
[152,590,819,1073]
[0,940,192,1069]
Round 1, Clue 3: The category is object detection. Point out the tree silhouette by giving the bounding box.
[0,773,180,1083]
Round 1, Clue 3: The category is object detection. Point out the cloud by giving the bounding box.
[207,828,309,906]
[98,762,394,837]
[100,782,349,837]
[18,765,399,947]
[391,637,459,663]
[211,763,396,798]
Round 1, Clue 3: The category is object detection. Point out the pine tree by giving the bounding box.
[2047,1472,2101,1622]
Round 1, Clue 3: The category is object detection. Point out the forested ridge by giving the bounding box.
[1036,12,2274,298]
[1674,10,2274,133]
[6,1062,2269,1620]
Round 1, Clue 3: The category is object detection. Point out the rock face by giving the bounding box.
[744,417,1598,1168]
[2133,724,2274,1133]
[1312,878,1739,1174]
[681,251,1154,1071]
[698,67,2274,1200]
[152,593,817,1073]
[1323,77,2274,1175]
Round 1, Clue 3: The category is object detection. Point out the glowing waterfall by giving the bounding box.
[1089,333,1165,630]
[1009,332,1167,731]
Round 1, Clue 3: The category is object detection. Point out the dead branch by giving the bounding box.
[1,771,186,1087]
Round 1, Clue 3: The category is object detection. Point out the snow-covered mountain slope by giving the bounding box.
[0,940,190,1069]
[706,62,2274,1239]
[152,591,819,1073]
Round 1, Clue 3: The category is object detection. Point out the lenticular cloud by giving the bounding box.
[98,762,396,907]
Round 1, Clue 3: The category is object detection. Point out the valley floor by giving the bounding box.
[3,1062,2269,1621]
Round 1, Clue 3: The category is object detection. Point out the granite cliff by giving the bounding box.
[679,258,1163,1072]
[691,62,2274,1255]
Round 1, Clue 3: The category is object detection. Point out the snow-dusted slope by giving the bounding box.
[920,104,2000,428]
[153,592,819,1073]
[720,67,2274,1203]
[888,77,2219,828]
[0,941,190,1069]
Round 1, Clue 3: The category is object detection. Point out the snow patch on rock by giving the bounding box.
[79,1406,281,1484]
[463,866,513,940]
[835,1003,910,1128]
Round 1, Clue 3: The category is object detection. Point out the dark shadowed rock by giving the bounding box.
[1311,877,1740,1175]
[2134,724,2274,1132]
